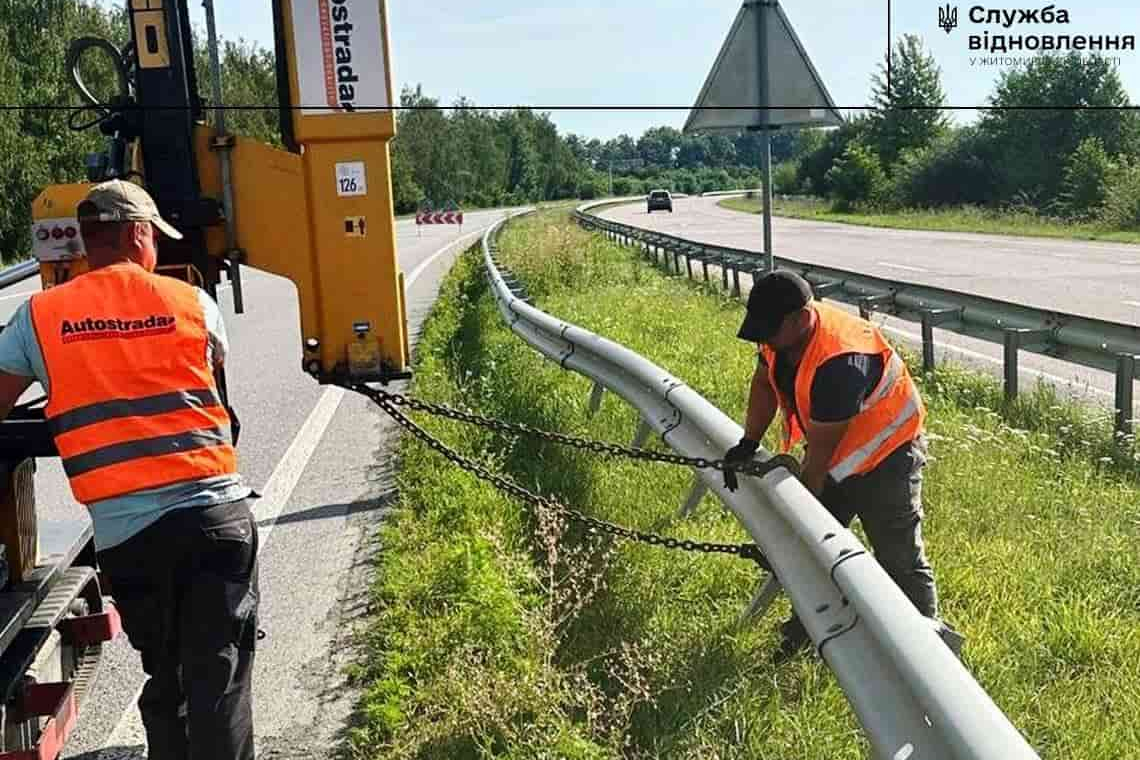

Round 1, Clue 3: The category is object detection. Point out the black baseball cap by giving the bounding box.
[737,270,814,342]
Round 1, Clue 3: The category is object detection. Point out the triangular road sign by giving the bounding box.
[685,0,844,133]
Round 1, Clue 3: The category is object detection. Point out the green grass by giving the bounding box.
[719,196,1140,244]
[350,209,1140,759]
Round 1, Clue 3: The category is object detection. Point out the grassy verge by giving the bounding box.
[350,209,1140,759]
[719,196,1140,244]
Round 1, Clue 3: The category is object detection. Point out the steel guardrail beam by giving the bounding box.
[0,261,39,292]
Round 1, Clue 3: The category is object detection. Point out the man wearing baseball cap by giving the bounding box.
[727,270,957,660]
[0,180,258,758]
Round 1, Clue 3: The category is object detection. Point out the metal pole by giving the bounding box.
[761,133,774,273]
[921,312,936,373]
[757,0,774,273]
[1003,330,1020,402]
[1115,354,1136,437]
[203,0,244,313]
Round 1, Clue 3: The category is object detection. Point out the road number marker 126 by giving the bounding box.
[335,161,368,197]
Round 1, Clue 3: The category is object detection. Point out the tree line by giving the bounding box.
[3,2,1140,263]
[793,35,1140,227]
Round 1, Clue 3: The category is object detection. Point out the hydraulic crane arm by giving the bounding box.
[201,0,410,382]
[32,0,410,385]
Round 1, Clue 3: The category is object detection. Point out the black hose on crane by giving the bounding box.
[64,36,139,180]
[64,36,133,132]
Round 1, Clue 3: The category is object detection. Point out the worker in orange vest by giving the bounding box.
[0,181,257,759]
[725,270,959,661]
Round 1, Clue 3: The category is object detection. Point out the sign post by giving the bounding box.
[756,2,774,272]
[685,0,843,276]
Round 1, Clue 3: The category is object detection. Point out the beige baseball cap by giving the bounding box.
[77,180,183,240]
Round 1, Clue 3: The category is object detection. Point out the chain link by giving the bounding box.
[347,383,777,569]
[350,385,800,480]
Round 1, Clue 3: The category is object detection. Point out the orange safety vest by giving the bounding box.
[760,301,924,483]
[29,263,237,504]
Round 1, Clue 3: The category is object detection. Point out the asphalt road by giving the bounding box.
[602,196,1140,420]
[0,209,513,759]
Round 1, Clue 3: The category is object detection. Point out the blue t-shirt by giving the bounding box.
[0,292,251,551]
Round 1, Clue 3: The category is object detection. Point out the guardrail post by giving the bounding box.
[919,308,964,374]
[1002,328,1052,402]
[702,260,710,283]
[677,475,709,518]
[731,267,741,298]
[630,419,653,449]
[588,381,605,417]
[1003,330,1021,401]
[810,280,843,300]
[721,260,730,291]
[1116,353,1137,436]
[685,255,694,280]
[739,574,782,625]
[858,293,894,321]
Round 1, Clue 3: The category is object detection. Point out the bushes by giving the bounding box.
[825,143,886,210]
[1099,160,1140,229]
[1055,138,1115,220]
[888,128,1002,208]
[772,162,800,194]
[797,116,871,196]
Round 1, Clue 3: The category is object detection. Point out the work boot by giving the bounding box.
[771,616,812,664]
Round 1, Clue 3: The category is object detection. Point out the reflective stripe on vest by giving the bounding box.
[63,427,228,478]
[760,302,923,482]
[860,353,905,412]
[48,389,222,436]
[829,390,921,483]
[29,263,236,504]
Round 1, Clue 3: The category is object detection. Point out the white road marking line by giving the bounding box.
[876,262,929,273]
[99,223,491,755]
[406,229,485,285]
[0,290,37,302]
[1124,300,1140,308]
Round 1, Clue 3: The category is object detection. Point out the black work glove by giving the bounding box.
[722,437,760,492]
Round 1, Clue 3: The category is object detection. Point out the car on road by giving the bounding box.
[647,189,673,213]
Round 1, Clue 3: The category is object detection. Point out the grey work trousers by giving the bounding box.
[819,435,938,617]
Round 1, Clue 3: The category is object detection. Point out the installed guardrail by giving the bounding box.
[575,201,1140,435]
[0,261,40,292]
[482,212,1040,759]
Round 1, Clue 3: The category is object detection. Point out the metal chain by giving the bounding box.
[348,383,773,569]
[348,384,800,481]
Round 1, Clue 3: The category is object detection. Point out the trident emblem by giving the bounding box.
[939,4,958,34]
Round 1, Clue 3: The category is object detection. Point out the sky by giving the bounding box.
[103,0,1140,141]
